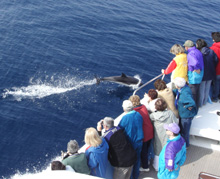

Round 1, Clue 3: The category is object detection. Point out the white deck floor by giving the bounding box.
[190,102,220,151]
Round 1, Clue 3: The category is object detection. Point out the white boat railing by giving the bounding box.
[133,73,165,96]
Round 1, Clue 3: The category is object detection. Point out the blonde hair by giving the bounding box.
[84,127,102,147]
[129,95,141,107]
[170,44,185,55]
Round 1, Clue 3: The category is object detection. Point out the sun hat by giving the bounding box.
[164,123,180,134]
[67,140,79,154]
[183,40,194,47]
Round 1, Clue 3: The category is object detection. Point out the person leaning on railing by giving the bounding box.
[161,44,188,84]
[61,140,90,175]
[150,98,179,171]
[51,160,75,172]
[84,127,113,179]
[154,79,179,118]
[118,100,144,179]
[140,89,158,114]
[173,77,197,148]
[96,117,137,179]
[129,95,154,173]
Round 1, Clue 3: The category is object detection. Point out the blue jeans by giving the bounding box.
[131,143,142,179]
[189,84,200,108]
[141,139,151,169]
[199,80,212,107]
[180,118,193,147]
[212,75,220,100]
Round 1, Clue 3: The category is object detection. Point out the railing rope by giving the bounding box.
[133,73,164,96]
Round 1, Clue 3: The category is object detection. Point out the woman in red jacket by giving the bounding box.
[129,95,154,172]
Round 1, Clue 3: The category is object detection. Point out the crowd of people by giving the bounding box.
[162,32,220,107]
[50,32,220,179]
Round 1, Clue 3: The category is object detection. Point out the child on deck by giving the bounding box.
[158,123,186,179]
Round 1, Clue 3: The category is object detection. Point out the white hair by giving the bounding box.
[103,117,114,128]
[122,100,133,112]
[174,77,186,88]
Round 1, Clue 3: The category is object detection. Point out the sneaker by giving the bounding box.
[211,98,218,103]
[139,167,150,172]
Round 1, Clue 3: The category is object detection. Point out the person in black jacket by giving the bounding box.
[196,39,218,106]
[97,117,137,179]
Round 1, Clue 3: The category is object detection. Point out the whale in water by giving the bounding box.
[95,73,142,86]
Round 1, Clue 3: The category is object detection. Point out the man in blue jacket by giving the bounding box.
[158,123,186,179]
[173,77,197,148]
[183,40,204,108]
[119,100,144,179]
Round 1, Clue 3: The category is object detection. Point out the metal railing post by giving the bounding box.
[133,74,164,96]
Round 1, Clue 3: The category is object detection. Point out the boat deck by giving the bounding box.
[191,102,220,142]
[138,100,220,178]
[139,145,220,179]
[189,102,220,151]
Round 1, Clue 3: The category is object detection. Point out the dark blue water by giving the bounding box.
[0,0,219,178]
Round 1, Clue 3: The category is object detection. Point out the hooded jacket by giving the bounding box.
[187,46,204,84]
[85,139,113,179]
[102,126,137,167]
[210,42,220,75]
[173,85,197,119]
[150,110,179,156]
[119,110,144,150]
[200,47,218,81]
[133,105,154,142]
[158,134,186,179]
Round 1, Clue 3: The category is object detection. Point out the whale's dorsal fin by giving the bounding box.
[121,73,127,77]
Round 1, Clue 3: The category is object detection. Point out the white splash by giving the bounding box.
[2,77,96,100]
[129,75,142,90]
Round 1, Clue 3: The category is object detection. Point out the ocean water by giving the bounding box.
[0,0,219,178]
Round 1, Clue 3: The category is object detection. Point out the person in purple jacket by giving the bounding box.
[158,123,186,179]
[183,40,204,108]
